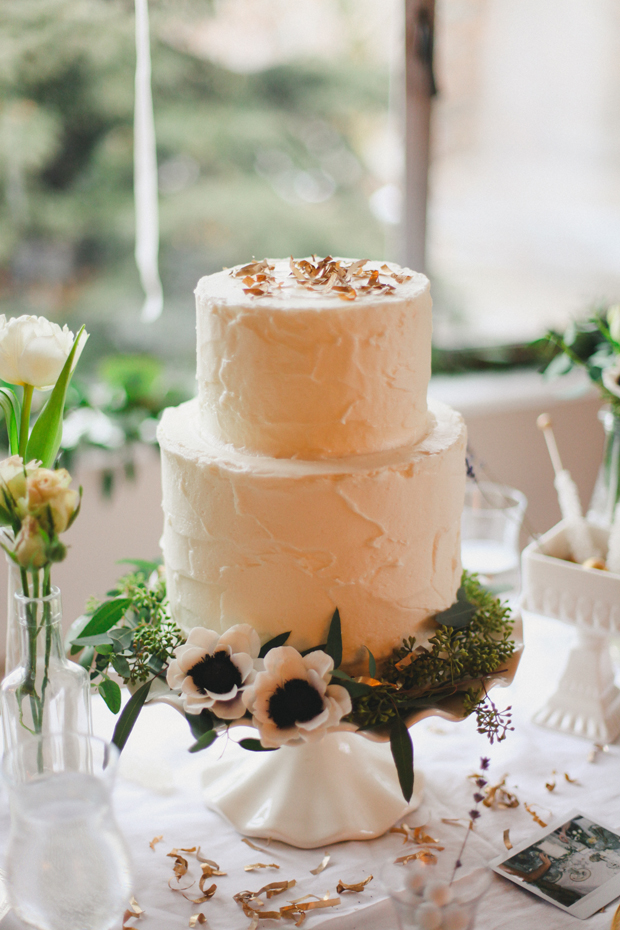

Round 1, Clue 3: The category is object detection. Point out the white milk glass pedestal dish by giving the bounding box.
[2,733,132,930]
[461,482,527,595]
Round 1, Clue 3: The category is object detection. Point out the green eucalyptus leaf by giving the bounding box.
[112,678,152,752]
[95,643,114,656]
[77,646,95,670]
[239,739,277,752]
[71,633,113,647]
[71,598,132,644]
[116,558,161,576]
[366,646,377,678]
[258,631,291,658]
[189,730,217,753]
[26,325,87,468]
[543,352,573,381]
[390,715,414,802]
[336,678,372,698]
[147,655,164,674]
[108,627,134,651]
[434,586,477,629]
[111,655,131,679]
[186,709,214,739]
[324,608,342,668]
[0,388,20,455]
[98,679,122,714]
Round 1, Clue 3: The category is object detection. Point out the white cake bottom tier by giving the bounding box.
[158,398,466,670]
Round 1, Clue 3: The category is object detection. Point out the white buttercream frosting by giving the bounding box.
[158,397,466,671]
[195,259,432,459]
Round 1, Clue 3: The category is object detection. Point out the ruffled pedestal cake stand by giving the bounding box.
[155,616,522,849]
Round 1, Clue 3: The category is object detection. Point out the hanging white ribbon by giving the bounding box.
[134,0,163,322]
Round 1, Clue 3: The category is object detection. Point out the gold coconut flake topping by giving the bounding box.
[230,256,412,300]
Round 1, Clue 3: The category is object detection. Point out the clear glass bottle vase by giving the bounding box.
[1,587,92,753]
[587,407,620,528]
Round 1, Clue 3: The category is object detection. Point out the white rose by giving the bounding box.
[14,514,48,569]
[602,357,620,400]
[0,315,88,390]
[0,456,40,504]
[25,467,79,534]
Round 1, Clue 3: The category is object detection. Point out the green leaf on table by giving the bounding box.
[390,715,414,803]
[324,608,342,668]
[434,586,477,629]
[330,672,372,699]
[185,708,214,739]
[112,678,153,752]
[147,655,164,674]
[70,597,132,653]
[258,631,291,658]
[189,730,217,753]
[365,646,377,678]
[0,387,20,455]
[98,679,122,714]
[239,739,277,752]
[26,325,87,468]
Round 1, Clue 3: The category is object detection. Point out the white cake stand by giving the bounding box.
[148,615,523,848]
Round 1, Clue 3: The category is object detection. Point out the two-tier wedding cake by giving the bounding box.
[158,257,467,672]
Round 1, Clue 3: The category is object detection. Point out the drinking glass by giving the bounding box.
[2,732,132,930]
[461,481,527,594]
[381,856,491,930]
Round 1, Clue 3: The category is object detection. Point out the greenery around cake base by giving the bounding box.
[70,567,516,801]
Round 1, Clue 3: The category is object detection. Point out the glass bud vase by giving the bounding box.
[2,531,22,676]
[1,587,92,753]
[587,407,620,528]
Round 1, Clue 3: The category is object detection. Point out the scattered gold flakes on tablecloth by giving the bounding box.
[389,824,443,848]
[149,835,163,850]
[336,876,373,894]
[545,781,556,792]
[309,854,330,875]
[122,897,144,929]
[189,914,207,927]
[245,863,280,872]
[482,777,519,810]
[524,803,547,828]
[395,851,437,865]
[503,829,513,850]
[610,900,620,929]
[242,837,273,854]
[564,773,580,784]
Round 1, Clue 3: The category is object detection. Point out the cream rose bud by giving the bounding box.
[26,468,79,533]
[0,315,88,390]
[0,456,39,503]
[14,515,47,569]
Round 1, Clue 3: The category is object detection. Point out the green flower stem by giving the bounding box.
[18,383,34,459]
[41,565,52,714]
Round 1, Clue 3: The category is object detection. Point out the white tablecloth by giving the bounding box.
[1,611,619,930]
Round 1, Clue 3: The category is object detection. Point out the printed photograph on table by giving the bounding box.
[490,810,620,919]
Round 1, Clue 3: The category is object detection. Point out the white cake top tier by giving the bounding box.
[195,257,432,459]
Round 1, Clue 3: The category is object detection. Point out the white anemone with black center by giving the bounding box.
[242,645,353,747]
[166,624,260,719]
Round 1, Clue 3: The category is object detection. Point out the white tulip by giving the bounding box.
[0,315,88,390]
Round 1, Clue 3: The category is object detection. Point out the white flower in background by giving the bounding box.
[166,624,260,719]
[608,305,620,345]
[0,315,88,389]
[602,357,620,400]
[242,646,352,748]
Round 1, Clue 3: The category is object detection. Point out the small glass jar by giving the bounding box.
[587,406,620,528]
[0,587,92,753]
